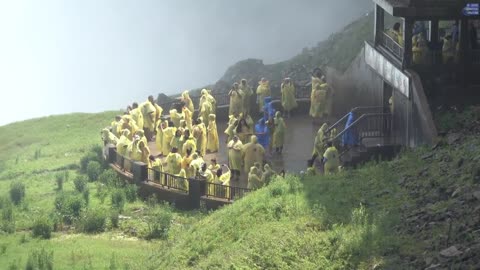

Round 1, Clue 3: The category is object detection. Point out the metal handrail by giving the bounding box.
[147,168,189,193]
[205,182,251,201]
[330,113,392,145]
[326,106,384,134]
[381,31,404,59]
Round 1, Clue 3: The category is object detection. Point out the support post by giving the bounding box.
[403,18,414,69]
[188,178,201,209]
[459,18,469,85]
[107,145,116,164]
[374,5,385,46]
[429,19,439,48]
[132,162,148,184]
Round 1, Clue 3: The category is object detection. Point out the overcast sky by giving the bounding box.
[0,0,371,126]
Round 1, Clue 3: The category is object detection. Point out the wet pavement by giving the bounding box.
[149,114,324,188]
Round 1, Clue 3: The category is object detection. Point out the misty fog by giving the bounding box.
[0,0,371,126]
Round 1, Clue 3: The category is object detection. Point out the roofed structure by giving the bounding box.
[374,0,470,17]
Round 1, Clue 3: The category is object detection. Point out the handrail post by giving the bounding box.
[106,145,116,164]
[188,178,201,209]
[132,162,148,184]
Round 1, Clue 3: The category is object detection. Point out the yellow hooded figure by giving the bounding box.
[261,163,275,185]
[227,136,243,172]
[153,103,163,128]
[121,115,138,140]
[138,140,151,167]
[189,153,203,177]
[201,165,215,195]
[181,129,197,156]
[229,84,244,116]
[130,105,144,129]
[247,166,263,190]
[127,138,142,162]
[224,117,238,143]
[182,91,194,113]
[312,123,329,157]
[170,129,184,156]
[134,129,148,147]
[155,120,166,155]
[240,79,253,114]
[141,101,156,131]
[256,78,271,111]
[199,89,216,114]
[101,128,118,145]
[165,148,182,175]
[161,121,176,156]
[195,117,207,157]
[310,82,328,118]
[281,79,297,112]
[176,169,189,191]
[110,116,122,137]
[207,114,219,153]
[116,129,131,156]
[169,109,184,128]
[323,143,340,175]
[183,106,193,131]
[149,158,164,184]
[272,111,286,149]
[242,135,265,174]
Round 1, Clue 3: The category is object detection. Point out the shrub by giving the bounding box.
[32,216,52,239]
[111,189,126,212]
[110,210,119,229]
[125,184,137,203]
[73,175,88,193]
[55,172,64,191]
[86,161,102,182]
[67,196,85,218]
[99,169,123,188]
[83,188,90,206]
[145,206,173,240]
[54,193,85,224]
[25,248,54,270]
[1,201,15,234]
[9,181,25,205]
[80,209,106,233]
[80,152,100,173]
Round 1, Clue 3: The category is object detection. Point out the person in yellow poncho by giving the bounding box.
[199,162,215,195]
[224,117,238,143]
[134,129,148,149]
[127,136,142,167]
[310,79,328,118]
[194,117,207,157]
[155,120,166,155]
[261,163,276,185]
[247,166,263,190]
[101,128,118,146]
[181,91,194,113]
[208,158,220,173]
[116,129,131,157]
[199,99,212,128]
[110,115,122,137]
[227,135,243,182]
[189,152,204,177]
[129,102,144,130]
[256,78,270,112]
[182,106,193,131]
[229,82,244,116]
[138,140,151,167]
[281,78,297,118]
[235,117,251,144]
[240,79,253,115]
[412,34,429,65]
[199,89,216,115]
[165,147,182,175]
[121,115,138,140]
[241,135,265,175]
[181,129,197,156]
[323,141,340,175]
[181,148,194,178]
[169,108,184,128]
[306,159,317,176]
[310,123,329,164]
[207,114,219,153]
[175,169,189,192]
[160,121,176,156]
[272,111,286,153]
[140,97,158,141]
[170,129,184,156]
[149,157,164,184]
[442,35,455,64]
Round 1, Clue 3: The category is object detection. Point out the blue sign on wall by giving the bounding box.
[463,3,479,16]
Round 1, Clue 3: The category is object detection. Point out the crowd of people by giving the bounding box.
[101,70,341,193]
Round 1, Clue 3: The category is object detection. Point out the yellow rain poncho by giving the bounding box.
[130,107,144,130]
[138,141,151,167]
[224,117,238,143]
[202,168,215,195]
[312,124,328,157]
[121,115,138,140]
[183,107,193,131]
[149,158,164,184]
[242,135,265,174]
[189,153,203,177]
[195,118,207,157]
[208,163,220,173]
[323,146,340,174]
[170,133,184,156]
[176,169,189,191]
[182,91,194,113]
[182,135,197,156]
[227,139,243,171]
[116,129,131,156]
[127,140,142,162]
[169,109,184,128]
[153,103,163,128]
[247,166,263,190]
[272,112,286,148]
[199,89,216,114]
[310,83,328,118]
[110,119,122,137]
[199,100,212,127]
[207,114,219,152]
[229,88,244,116]
[306,166,316,176]
[165,151,182,175]
[141,101,156,130]
[443,37,455,64]
[240,81,253,114]
[261,164,275,185]
[281,81,297,111]
[161,123,176,156]
[181,154,193,178]
[256,80,271,111]
[245,115,254,135]
[101,128,118,145]
[134,130,148,148]
[155,121,166,153]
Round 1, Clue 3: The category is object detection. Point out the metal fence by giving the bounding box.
[147,168,189,193]
[205,182,251,201]
[114,151,133,175]
[380,31,404,60]
[331,113,392,146]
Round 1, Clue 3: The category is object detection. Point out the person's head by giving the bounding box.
[138,141,146,151]
[254,162,261,170]
[201,162,207,172]
[393,22,401,32]
[313,67,323,78]
[122,129,130,137]
[201,89,208,96]
[132,102,138,109]
[250,135,258,144]
[208,114,216,122]
[175,129,182,137]
[241,78,247,85]
[171,147,178,153]
[191,152,198,159]
[186,148,192,157]
[148,95,155,103]
[249,166,258,175]
[115,115,122,121]
[233,82,239,89]
[168,121,174,127]
[196,150,202,157]
[261,77,266,83]
[326,141,333,148]
[284,77,291,83]
[216,168,222,178]
[210,158,217,165]
[307,159,314,168]
[275,111,281,118]
[233,135,239,142]
[135,129,144,137]
[184,129,191,138]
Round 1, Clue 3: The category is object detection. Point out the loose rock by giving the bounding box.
[440,246,462,258]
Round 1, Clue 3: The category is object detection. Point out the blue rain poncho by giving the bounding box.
[255,118,270,149]
[341,112,359,146]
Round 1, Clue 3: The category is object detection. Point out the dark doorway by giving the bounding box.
[382,82,394,141]
[383,81,393,113]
